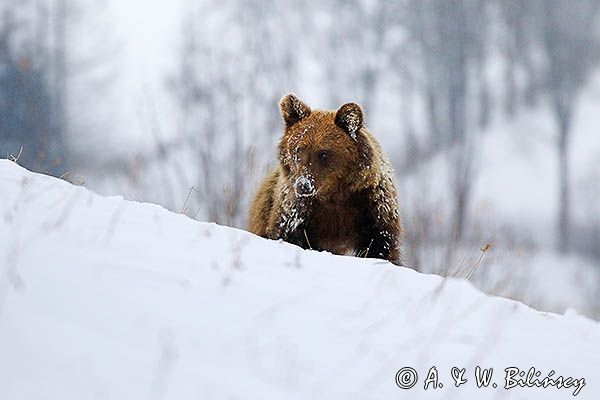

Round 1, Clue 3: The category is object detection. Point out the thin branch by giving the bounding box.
[181,186,195,214]
[193,206,202,220]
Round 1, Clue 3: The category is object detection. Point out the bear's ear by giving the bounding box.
[279,93,311,127]
[335,103,363,139]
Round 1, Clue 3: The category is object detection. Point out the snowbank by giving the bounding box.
[0,160,598,399]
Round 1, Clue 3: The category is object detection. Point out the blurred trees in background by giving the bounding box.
[0,0,113,177]
[166,0,600,262]
[1,0,600,264]
[539,0,600,253]
[404,0,488,244]
[0,1,69,175]
[170,0,299,227]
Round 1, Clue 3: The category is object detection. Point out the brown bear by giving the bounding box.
[248,93,403,265]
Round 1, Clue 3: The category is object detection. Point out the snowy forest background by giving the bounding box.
[1,0,599,318]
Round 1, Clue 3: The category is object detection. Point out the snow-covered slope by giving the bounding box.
[0,160,598,400]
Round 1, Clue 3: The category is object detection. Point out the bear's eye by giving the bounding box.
[317,150,330,164]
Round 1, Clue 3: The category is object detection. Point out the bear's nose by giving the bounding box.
[294,176,315,197]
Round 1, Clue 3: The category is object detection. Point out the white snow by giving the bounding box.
[294,175,316,197]
[1,160,599,400]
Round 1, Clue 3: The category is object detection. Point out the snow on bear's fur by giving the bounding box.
[248,93,403,265]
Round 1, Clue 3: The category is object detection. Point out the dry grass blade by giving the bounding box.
[303,229,312,250]
[465,243,491,280]
[8,146,24,163]
[193,206,202,220]
[363,239,374,258]
[59,171,86,186]
[181,187,195,214]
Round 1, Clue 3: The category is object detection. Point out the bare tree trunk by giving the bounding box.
[51,0,68,167]
[425,85,441,150]
[454,184,467,243]
[447,0,468,146]
[504,48,517,116]
[360,68,377,117]
[476,55,490,128]
[522,53,539,107]
[448,76,466,144]
[539,0,600,253]
[451,139,474,243]
[557,111,571,253]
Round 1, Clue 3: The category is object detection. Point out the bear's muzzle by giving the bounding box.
[294,175,316,197]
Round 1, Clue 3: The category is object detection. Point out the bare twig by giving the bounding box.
[8,146,24,163]
[193,206,202,220]
[181,187,195,214]
[453,254,469,277]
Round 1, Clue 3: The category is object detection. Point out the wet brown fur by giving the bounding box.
[248,93,403,265]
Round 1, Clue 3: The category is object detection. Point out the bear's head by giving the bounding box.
[277,93,375,201]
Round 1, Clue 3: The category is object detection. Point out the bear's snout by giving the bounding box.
[294,175,316,197]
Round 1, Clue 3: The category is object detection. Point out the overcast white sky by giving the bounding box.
[100,0,184,150]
